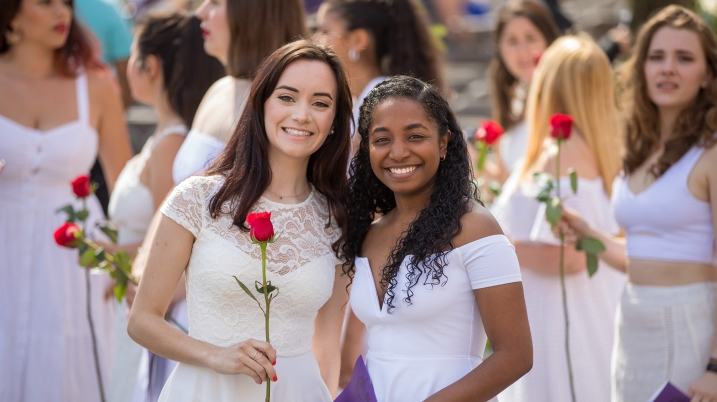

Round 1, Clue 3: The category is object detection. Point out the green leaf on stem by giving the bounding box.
[585,253,599,277]
[533,172,555,190]
[76,210,89,222]
[536,188,552,203]
[234,276,260,304]
[99,225,119,245]
[80,249,96,267]
[255,280,278,295]
[57,205,77,222]
[114,251,132,273]
[568,168,578,194]
[94,248,106,262]
[545,197,563,228]
[576,237,605,277]
[114,283,127,302]
[78,241,89,255]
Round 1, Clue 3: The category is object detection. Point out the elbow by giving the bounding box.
[126,310,143,345]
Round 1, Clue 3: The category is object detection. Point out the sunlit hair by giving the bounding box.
[225,0,307,78]
[489,0,560,130]
[618,5,717,176]
[520,35,622,195]
[0,0,103,77]
[206,40,352,253]
[341,75,479,312]
[324,0,446,94]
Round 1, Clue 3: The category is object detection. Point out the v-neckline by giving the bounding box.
[356,257,388,313]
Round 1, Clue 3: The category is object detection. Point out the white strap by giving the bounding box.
[75,74,90,125]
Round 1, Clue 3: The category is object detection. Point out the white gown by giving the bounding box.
[106,125,188,402]
[350,235,522,402]
[0,74,114,401]
[157,175,341,401]
[492,174,626,402]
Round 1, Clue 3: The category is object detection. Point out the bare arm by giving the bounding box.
[114,59,132,109]
[425,283,532,401]
[127,215,277,383]
[339,306,366,388]
[513,241,589,276]
[92,72,132,192]
[312,264,351,398]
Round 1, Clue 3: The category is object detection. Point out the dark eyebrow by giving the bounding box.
[372,126,389,134]
[275,85,334,100]
[405,123,428,130]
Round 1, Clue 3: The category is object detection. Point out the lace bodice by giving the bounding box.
[160,175,342,356]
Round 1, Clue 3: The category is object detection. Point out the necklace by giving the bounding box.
[266,185,311,200]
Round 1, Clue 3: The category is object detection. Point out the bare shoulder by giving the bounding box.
[86,69,120,98]
[452,201,504,248]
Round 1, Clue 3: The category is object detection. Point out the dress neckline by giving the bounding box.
[258,185,316,208]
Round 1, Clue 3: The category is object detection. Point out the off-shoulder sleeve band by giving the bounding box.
[459,234,522,290]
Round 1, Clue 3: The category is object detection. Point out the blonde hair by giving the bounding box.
[520,35,622,195]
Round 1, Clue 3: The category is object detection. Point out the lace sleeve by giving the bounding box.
[160,175,219,237]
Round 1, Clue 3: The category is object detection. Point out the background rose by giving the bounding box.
[475,120,504,145]
[71,175,92,198]
[549,113,574,140]
[54,222,81,248]
[247,212,274,242]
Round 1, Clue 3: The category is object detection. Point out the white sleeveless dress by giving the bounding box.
[157,175,341,401]
[106,125,188,402]
[492,174,627,402]
[0,74,114,401]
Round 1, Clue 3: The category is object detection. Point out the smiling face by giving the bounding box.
[194,0,230,64]
[263,59,338,163]
[9,0,72,50]
[644,26,710,114]
[498,16,547,85]
[368,97,449,197]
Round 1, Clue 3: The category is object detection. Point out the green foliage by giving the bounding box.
[576,237,606,277]
[545,197,563,228]
[99,225,119,244]
[476,142,487,172]
[80,249,96,267]
[57,205,77,222]
[255,280,278,295]
[568,168,578,194]
[488,180,502,197]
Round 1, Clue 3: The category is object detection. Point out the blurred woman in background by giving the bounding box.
[492,35,626,402]
[559,6,717,400]
[0,0,132,400]
[486,0,560,183]
[103,12,224,402]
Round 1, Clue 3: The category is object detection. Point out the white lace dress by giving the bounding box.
[492,174,626,402]
[157,175,341,401]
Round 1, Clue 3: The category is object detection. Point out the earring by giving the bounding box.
[4,29,21,46]
[330,126,335,135]
[348,48,360,62]
[440,154,446,161]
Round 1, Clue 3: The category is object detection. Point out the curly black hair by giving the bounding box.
[341,75,480,312]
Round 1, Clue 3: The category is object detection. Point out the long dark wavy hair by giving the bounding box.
[341,76,479,312]
[619,5,717,177]
[1,0,103,77]
[135,13,225,127]
[206,40,352,253]
[324,0,446,94]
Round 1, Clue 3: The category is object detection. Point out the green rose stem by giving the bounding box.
[80,198,106,402]
[261,242,271,402]
[555,140,577,402]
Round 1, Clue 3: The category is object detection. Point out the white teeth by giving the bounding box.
[389,166,417,175]
[284,128,312,136]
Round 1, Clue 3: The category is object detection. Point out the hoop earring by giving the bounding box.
[348,48,360,62]
[4,29,21,46]
[440,154,446,161]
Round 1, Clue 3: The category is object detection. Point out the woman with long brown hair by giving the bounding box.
[0,0,133,400]
[487,0,560,182]
[128,40,353,401]
[559,6,717,400]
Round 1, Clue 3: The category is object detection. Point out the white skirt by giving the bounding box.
[612,282,716,401]
[158,351,331,402]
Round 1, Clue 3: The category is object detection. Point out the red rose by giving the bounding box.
[247,212,274,242]
[549,113,574,141]
[54,222,82,248]
[71,175,92,198]
[475,120,504,145]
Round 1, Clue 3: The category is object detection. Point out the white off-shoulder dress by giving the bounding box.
[350,235,522,402]
[157,175,341,401]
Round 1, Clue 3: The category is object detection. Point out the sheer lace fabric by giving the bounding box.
[161,175,341,356]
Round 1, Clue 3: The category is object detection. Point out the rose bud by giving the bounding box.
[246,212,274,242]
[53,222,82,248]
[549,113,574,141]
[71,175,92,198]
[475,120,504,146]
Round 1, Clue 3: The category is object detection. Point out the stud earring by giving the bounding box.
[330,127,335,135]
[4,29,22,46]
[348,48,360,62]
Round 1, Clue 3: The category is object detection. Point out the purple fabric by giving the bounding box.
[334,356,377,402]
[649,382,690,402]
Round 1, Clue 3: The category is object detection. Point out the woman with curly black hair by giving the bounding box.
[342,75,532,401]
